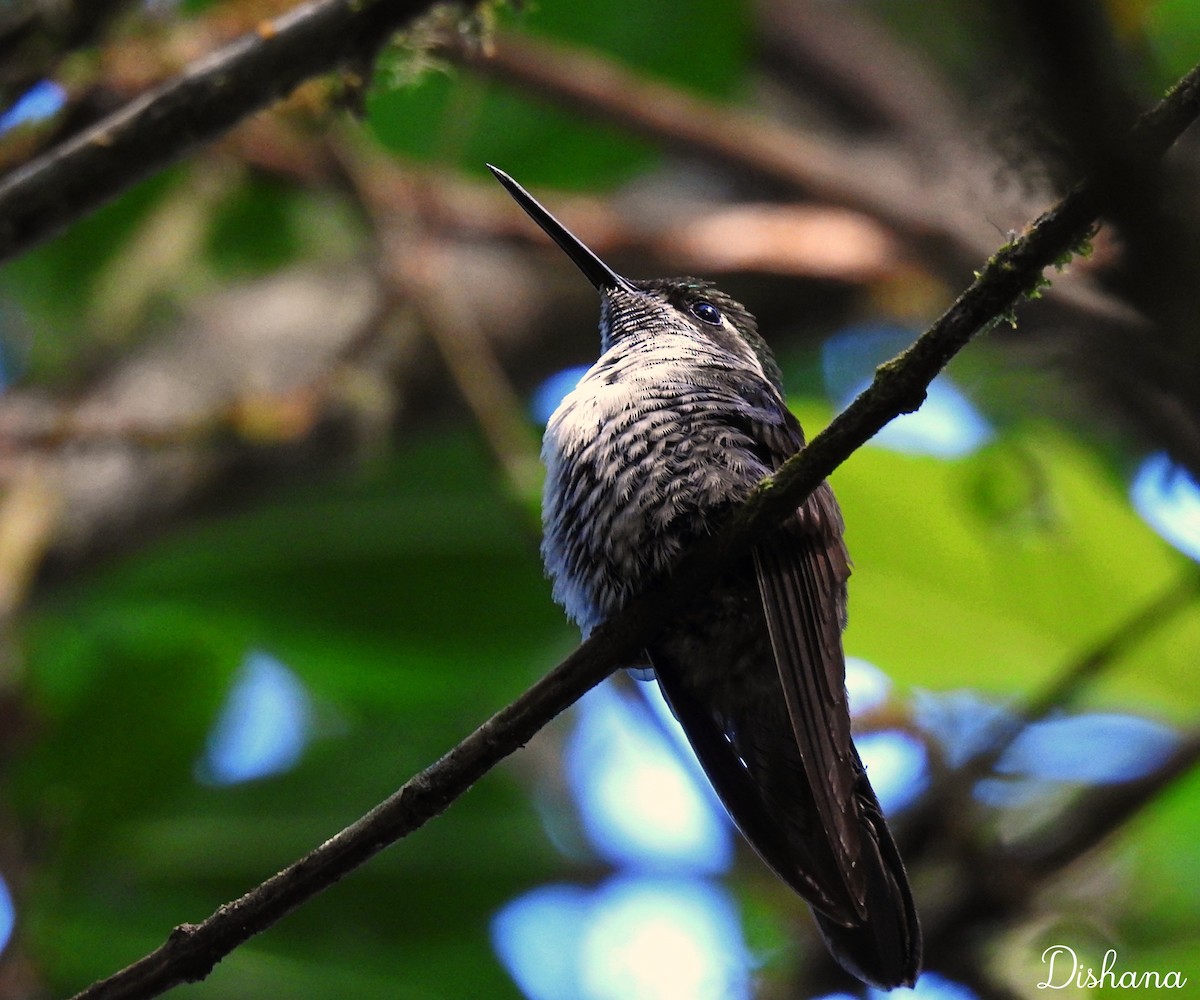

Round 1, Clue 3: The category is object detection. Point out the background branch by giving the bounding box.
[0,0,446,262]
[442,29,1138,326]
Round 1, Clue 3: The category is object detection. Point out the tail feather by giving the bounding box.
[653,653,921,988]
[813,772,921,989]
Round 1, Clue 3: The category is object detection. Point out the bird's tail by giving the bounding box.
[812,774,921,989]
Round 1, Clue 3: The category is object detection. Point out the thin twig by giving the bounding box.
[1016,726,1200,877]
[334,131,546,517]
[915,727,1200,965]
[947,569,1200,788]
[396,241,545,507]
[1021,570,1200,724]
[66,58,1200,1000]
[880,576,1200,985]
[795,726,1200,994]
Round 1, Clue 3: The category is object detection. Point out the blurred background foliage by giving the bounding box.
[1,0,1199,998]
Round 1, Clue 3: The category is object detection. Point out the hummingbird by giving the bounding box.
[490,165,921,989]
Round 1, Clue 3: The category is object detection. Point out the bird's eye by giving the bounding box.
[691,300,723,325]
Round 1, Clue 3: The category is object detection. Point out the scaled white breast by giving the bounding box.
[541,329,771,632]
[546,332,761,455]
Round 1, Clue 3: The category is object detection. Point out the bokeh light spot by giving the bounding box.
[532,365,591,426]
[0,80,66,135]
[823,324,992,458]
[198,650,312,786]
[869,971,978,1000]
[1131,452,1200,561]
[0,875,14,956]
[566,685,731,872]
[492,884,591,1000]
[822,323,914,403]
[868,377,994,458]
[856,730,929,814]
[494,877,749,1000]
[997,713,1177,784]
[913,690,1013,769]
[579,877,749,1000]
[846,657,892,716]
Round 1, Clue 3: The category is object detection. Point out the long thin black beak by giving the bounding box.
[488,164,635,293]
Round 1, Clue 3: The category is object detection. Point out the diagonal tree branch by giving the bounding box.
[918,568,1200,821]
[0,0,449,263]
[914,726,1200,980]
[1017,726,1200,879]
[66,59,1200,1000]
[1018,570,1200,726]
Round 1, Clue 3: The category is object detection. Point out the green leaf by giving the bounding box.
[367,0,751,188]
[791,401,1199,716]
[0,168,182,377]
[18,429,570,996]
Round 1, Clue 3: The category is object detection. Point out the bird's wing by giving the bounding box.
[748,397,921,983]
[747,393,869,916]
[650,378,920,984]
[751,488,865,916]
[645,381,866,918]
